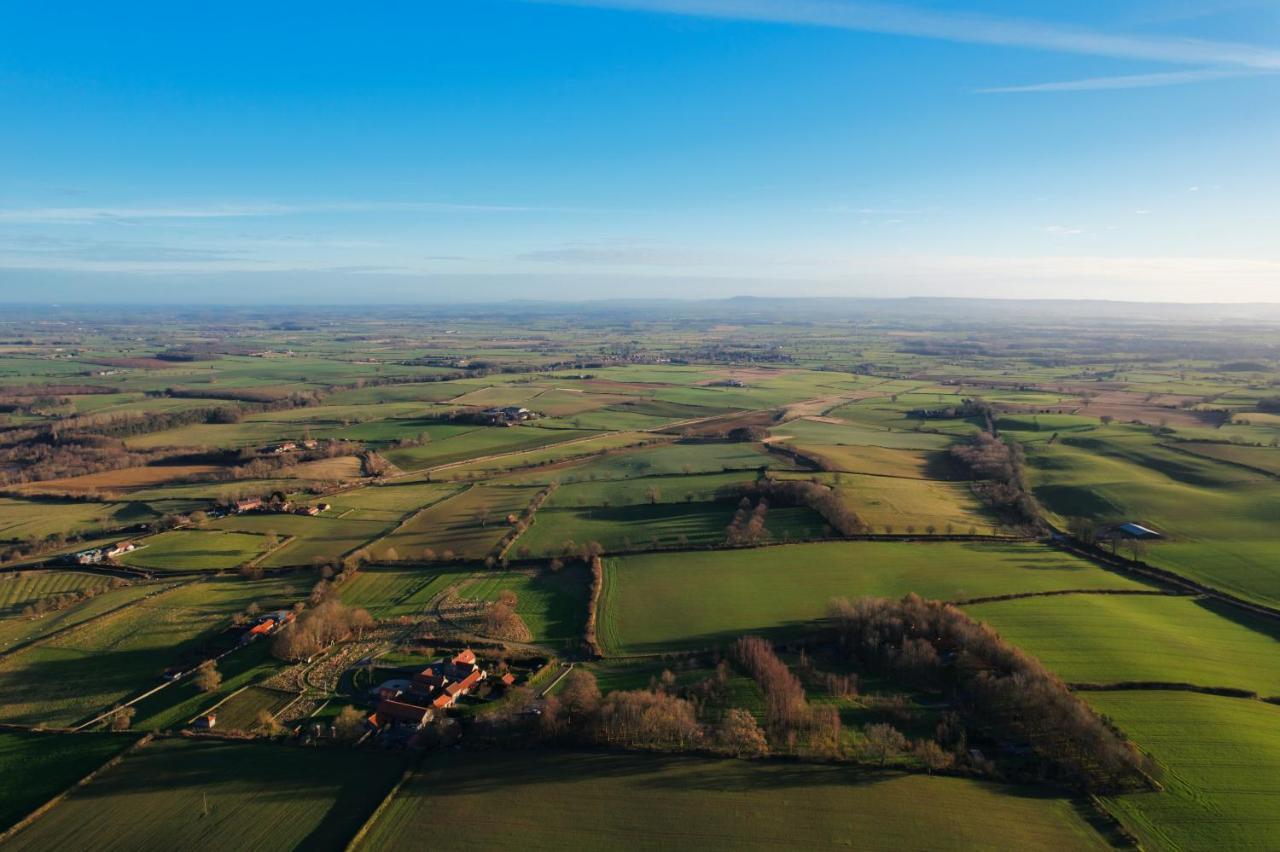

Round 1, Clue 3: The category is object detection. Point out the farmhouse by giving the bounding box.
[106,541,137,558]
[371,648,489,721]
[480,406,536,426]
[233,497,263,514]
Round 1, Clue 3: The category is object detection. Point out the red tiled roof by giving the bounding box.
[376,699,431,724]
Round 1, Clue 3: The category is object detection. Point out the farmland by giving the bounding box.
[597,542,1154,654]
[1,304,1279,850]
[356,750,1108,851]
[3,738,407,851]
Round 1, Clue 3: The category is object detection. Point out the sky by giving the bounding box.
[0,0,1277,304]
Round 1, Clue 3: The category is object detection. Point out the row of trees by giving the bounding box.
[732,637,841,757]
[725,497,770,546]
[948,433,1041,530]
[727,478,866,536]
[827,594,1157,791]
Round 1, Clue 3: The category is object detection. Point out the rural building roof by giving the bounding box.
[376,699,432,723]
[1118,522,1161,538]
[452,649,477,666]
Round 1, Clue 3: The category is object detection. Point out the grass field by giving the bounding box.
[1025,432,1280,607]
[598,542,1155,654]
[0,497,156,542]
[212,513,389,567]
[439,432,658,479]
[544,471,758,508]
[777,471,998,534]
[0,731,136,832]
[371,485,539,560]
[456,565,589,644]
[356,749,1109,851]
[5,737,407,852]
[0,571,113,616]
[0,581,168,653]
[383,427,593,471]
[965,594,1280,696]
[1176,442,1280,475]
[1089,691,1280,851]
[118,530,273,571]
[206,684,299,731]
[338,566,467,619]
[325,481,461,522]
[519,502,737,555]
[0,576,306,727]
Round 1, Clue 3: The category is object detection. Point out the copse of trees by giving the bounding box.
[481,590,532,642]
[949,433,1041,531]
[270,599,374,662]
[725,478,866,536]
[733,636,841,757]
[827,594,1156,791]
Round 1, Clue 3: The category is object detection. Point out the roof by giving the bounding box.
[452,649,477,666]
[375,699,432,724]
[1118,522,1161,538]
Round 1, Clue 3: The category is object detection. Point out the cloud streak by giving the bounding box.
[529,0,1280,68]
[0,200,567,224]
[978,67,1263,93]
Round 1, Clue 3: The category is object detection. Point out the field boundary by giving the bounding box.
[342,763,419,852]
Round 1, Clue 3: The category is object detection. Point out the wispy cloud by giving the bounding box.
[977,67,1262,93]
[0,200,567,224]
[527,0,1280,90]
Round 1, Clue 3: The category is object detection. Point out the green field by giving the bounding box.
[544,471,758,508]
[118,530,273,572]
[371,485,539,560]
[0,581,167,653]
[338,566,467,619]
[0,571,113,616]
[0,576,306,726]
[383,427,593,471]
[212,513,389,567]
[456,565,589,644]
[1089,691,1280,851]
[356,749,1109,851]
[965,594,1280,696]
[0,731,135,832]
[598,541,1154,654]
[0,497,156,543]
[519,502,737,555]
[1026,432,1280,607]
[4,737,407,851]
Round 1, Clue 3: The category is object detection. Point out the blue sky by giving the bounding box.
[0,0,1277,303]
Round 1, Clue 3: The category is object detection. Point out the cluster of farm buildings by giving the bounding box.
[367,649,514,731]
[67,540,137,566]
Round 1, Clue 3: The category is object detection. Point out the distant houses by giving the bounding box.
[479,406,537,426]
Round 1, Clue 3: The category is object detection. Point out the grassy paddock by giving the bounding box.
[4,737,407,852]
[1089,691,1280,851]
[0,731,136,832]
[598,541,1154,655]
[964,594,1280,696]
[356,749,1108,851]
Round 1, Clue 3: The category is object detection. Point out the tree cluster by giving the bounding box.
[725,497,770,546]
[725,478,866,536]
[733,636,840,756]
[948,433,1041,530]
[827,594,1155,791]
[270,599,374,662]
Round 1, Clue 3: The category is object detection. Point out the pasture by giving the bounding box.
[456,565,589,644]
[1089,691,1280,851]
[965,594,1280,696]
[118,530,273,571]
[338,566,466,619]
[383,427,593,471]
[4,737,407,852]
[518,502,736,555]
[0,731,135,832]
[598,542,1154,654]
[0,576,306,727]
[0,571,113,616]
[356,749,1108,851]
[370,485,539,560]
